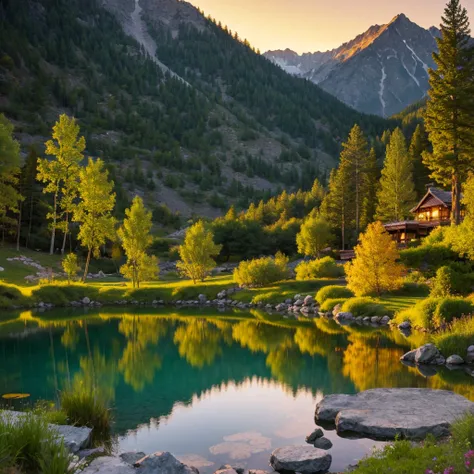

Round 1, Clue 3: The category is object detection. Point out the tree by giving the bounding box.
[376,128,417,222]
[346,221,404,296]
[118,196,158,288]
[296,215,333,258]
[73,158,116,281]
[37,115,85,254]
[409,124,431,197]
[62,253,80,284]
[423,0,474,225]
[0,114,21,244]
[177,221,222,283]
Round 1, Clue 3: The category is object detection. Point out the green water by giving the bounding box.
[1,307,473,472]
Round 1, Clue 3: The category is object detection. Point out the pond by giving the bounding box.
[1,307,474,472]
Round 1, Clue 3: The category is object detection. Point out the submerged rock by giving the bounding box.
[315,388,474,440]
[134,451,198,474]
[313,437,333,450]
[270,446,332,474]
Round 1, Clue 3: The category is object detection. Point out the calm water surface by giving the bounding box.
[1,307,474,472]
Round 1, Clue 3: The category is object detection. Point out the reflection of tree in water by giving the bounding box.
[118,316,168,391]
[61,322,79,350]
[232,321,293,353]
[173,319,224,368]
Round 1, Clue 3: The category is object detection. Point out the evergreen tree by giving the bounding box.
[409,124,431,198]
[0,114,22,244]
[118,196,158,288]
[37,115,85,254]
[376,128,417,222]
[361,147,379,229]
[424,0,474,224]
[73,158,116,280]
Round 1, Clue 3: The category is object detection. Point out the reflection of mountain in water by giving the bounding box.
[1,310,474,434]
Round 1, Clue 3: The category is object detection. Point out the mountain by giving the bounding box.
[265,14,439,117]
[0,0,390,220]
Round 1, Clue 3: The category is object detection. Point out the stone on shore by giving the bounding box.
[120,452,146,465]
[134,451,199,474]
[315,388,474,440]
[401,344,446,365]
[80,456,135,474]
[305,428,324,443]
[270,446,332,474]
[447,354,465,365]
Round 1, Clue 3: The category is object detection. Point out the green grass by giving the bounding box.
[433,316,474,356]
[352,413,474,474]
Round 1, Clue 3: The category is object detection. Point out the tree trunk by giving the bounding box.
[26,194,34,249]
[451,174,462,225]
[49,191,58,255]
[61,212,68,255]
[83,248,92,282]
[16,201,22,252]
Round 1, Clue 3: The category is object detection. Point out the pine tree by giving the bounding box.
[37,115,85,254]
[346,221,404,296]
[361,147,379,229]
[0,114,22,245]
[118,196,158,288]
[424,0,474,224]
[409,124,431,198]
[376,128,417,222]
[177,221,222,283]
[73,158,116,280]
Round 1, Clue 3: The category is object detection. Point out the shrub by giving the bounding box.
[341,297,387,317]
[431,266,453,297]
[400,243,458,274]
[295,257,344,280]
[434,317,474,357]
[395,297,441,329]
[252,291,281,305]
[320,298,347,312]
[433,297,474,326]
[234,253,289,287]
[316,285,354,304]
[0,284,26,309]
[61,389,111,443]
[0,411,73,473]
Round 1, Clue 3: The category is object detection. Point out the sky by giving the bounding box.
[187,0,474,53]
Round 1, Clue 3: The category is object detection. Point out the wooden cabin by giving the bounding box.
[384,187,456,244]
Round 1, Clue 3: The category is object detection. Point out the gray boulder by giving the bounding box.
[313,437,333,450]
[381,316,391,325]
[79,456,135,474]
[371,316,381,324]
[198,294,207,304]
[120,452,146,465]
[82,296,91,305]
[315,388,474,439]
[134,452,198,474]
[335,312,353,321]
[294,299,304,307]
[400,349,417,363]
[304,295,314,306]
[305,428,323,443]
[415,344,446,365]
[398,321,411,330]
[270,446,331,474]
[447,354,465,365]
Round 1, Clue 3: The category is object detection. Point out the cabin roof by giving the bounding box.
[411,187,452,213]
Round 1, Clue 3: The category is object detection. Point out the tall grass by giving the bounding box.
[433,316,474,356]
[0,411,74,473]
[60,389,111,444]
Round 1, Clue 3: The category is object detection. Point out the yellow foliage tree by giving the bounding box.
[345,221,404,296]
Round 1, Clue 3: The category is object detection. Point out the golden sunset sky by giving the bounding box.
[187,0,474,53]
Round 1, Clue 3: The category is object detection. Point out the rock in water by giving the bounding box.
[134,452,198,474]
[313,437,333,450]
[315,388,474,439]
[270,446,332,474]
[120,452,146,465]
[415,344,445,365]
[305,428,324,443]
[446,355,464,365]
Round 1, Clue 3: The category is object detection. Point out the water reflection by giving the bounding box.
[1,308,474,471]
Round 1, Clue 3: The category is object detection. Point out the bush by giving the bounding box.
[252,291,281,305]
[400,243,458,275]
[316,285,354,304]
[234,253,289,287]
[0,411,73,473]
[431,266,453,297]
[434,316,474,357]
[0,284,26,309]
[395,297,441,329]
[320,298,347,312]
[433,297,474,326]
[295,257,344,280]
[341,297,388,317]
[61,389,111,443]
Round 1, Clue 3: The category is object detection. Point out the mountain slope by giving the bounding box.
[265,14,438,117]
[0,0,390,219]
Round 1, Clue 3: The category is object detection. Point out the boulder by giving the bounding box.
[447,354,465,365]
[82,296,91,305]
[380,316,391,325]
[315,388,474,440]
[371,316,381,324]
[294,299,304,307]
[305,428,324,443]
[304,295,314,306]
[270,446,331,474]
[214,469,238,474]
[198,294,207,304]
[217,290,227,300]
[398,321,411,330]
[400,349,417,363]
[335,312,353,321]
[120,452,146,465]
[313,437,333,450]
[134,451,198,474]
[415,344,446,365]
[466,352,474,364]
[468,345,474,353]
[81,456,135,474]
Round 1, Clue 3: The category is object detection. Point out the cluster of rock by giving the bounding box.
[401,343,474,367]
[319,303,391,326]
